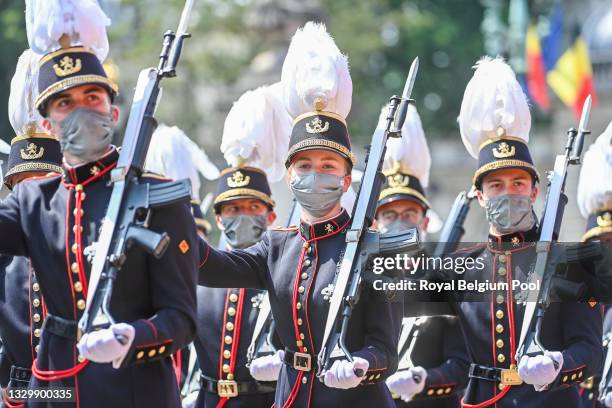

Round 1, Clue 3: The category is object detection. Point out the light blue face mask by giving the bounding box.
[290,172,344,218]
[221,214,268,249]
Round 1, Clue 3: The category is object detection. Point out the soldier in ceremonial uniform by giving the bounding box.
[0,3,198,407]
[576,122,612,407]
[419,57,603,408]
[377,105,468,407]
[198,22,402,408]
[0,49,63,408]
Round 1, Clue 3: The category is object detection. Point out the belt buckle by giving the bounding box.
[293,352,312,372]
[500,366,523,386]
[217,380,238,398]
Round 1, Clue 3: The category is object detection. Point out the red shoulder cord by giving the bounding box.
[32,164,115,382]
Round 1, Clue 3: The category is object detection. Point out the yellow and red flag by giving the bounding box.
[525,25,550,110]
[547,30,598,118]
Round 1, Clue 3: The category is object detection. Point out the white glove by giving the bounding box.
[386,366,427,402]
[249,350,284,382]
[517,351,563,391]
[605,392,612,408]
[323,357,369,389]
[77,323,135,369]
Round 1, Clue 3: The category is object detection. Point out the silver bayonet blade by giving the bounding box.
[176,0,195,35]
[401,57,419,100]
[578,94,592,134]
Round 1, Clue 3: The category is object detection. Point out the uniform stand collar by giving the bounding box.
[300,209,350,241]
[487,227,538,251]
[62,146,119,186]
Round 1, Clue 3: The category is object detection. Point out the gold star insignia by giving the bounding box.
[325,224,334,234]
[90,166,101,176]
[511,237,520,247]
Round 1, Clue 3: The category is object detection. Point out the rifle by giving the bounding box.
[78,0,195,338]
[317,58,421,378]
[246,199,302,365]
[600,329,612,403]
[433,187,476,257]
[515,95,592,361]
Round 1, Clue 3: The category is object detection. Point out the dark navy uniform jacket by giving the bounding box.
[194,285,276,407]
[428,229,603,408]
[0,147,198,408]
[394,316,468,408]
[580,307,611,408]
[198,209,403,408]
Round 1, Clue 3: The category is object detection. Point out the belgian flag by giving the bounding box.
[525,24,550,110]
[547,26,598,118]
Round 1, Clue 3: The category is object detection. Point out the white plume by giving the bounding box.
[145,124,220,201]
[0,140,9,155]
[8,49,44,137]
[577,121,612,218]
[26,0,110,60]
[221,82,292,183]
[382,103,431,188]
[459,57,531,159]
[281,21,352,119]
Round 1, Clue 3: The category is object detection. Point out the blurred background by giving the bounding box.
[0,0,610,242]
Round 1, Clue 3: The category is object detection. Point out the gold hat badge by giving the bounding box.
[493,142,516,159]
[21,143,45,160]
[53,55,82,77]
[227,171,250,188]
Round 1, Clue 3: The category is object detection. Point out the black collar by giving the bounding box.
[62,146,119,186]
[300,209,351,241]
[487,227,538,251]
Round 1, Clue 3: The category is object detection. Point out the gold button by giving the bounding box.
[303,242,310,249]
[80,193,86,200]
[74,282,83,292]
[303,347,308,352]
[75,184,84,192]
[496,324,504,334]
[496,295,504,304]
[496,339,504,348]
[436,388,444,395]
[35,345,40,354]
[498,254,506,263]
[72,243,78,254]
[496,310,504,319]
[368,374,375,381]
[300,333,305,340]
[148,349,157,358]
[296,302,302,310]
[296,340,303,347]
[499,383,505,391]
[78,355,86,363]
[307,246,313,254]
[562,375,568,383]
[225,336,233,345]
[72,225,83,234]
[158,346,166,354]
[427,389,435,396]
[297,318,303,326]
[227,373,234,380]
[497,354,505,363]
[136,351,145,359]
[498,267,506,276]
[226,322,234,331]
[304,259,311,267]
[223,364,230,373]
[32,283,40,292]
[223,350,231,359]
[444,387,451,394]
[32,298,41,307]
[298,286,305,294]
[578,371,583,378]
[301,273,308,280]
[227,307,236,316]
[375,373,381,379]
[71,263,80,273]
[34,329,41,338]
[229,294,238,303]
[571,373,577,380]
[302,376,308,384]
[77,299,86,310]
[73,208,84,217]
[33,313,41,323]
